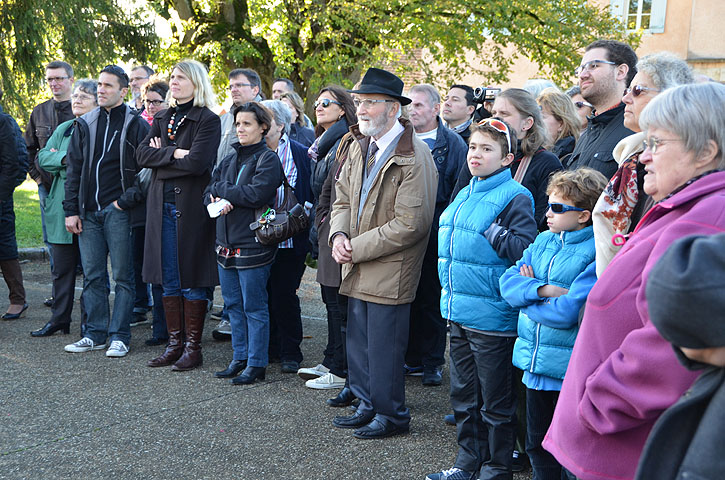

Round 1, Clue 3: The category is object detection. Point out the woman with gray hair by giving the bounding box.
[592,52,694,275]
[544,82,725,480]
[260,99,313,374]
[31,79,98,336]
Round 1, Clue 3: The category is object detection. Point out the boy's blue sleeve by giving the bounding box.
[484,193,537,263]
[500,245,547,308]
[523,261,597,329]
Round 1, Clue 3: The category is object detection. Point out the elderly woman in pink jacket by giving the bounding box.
[543,82,725,480]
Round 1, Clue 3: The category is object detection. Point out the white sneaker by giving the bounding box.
[65,337,106,353]
[106,340,129,358]
[297,363,330,380]
[305,372,346,390]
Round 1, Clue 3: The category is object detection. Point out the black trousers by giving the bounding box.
[321,284,348,378]
[49,239,85,326]
[450,322,517,480]
[347,297,410,428]
[132,226,151,312]
[267,248,307,363]
[406,235,446,368]
[526,388,566,480]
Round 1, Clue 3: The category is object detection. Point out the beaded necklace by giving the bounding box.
[167,109,188,144]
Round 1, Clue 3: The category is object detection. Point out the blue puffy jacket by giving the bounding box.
[438,168,533,332]
[500,226,597,379]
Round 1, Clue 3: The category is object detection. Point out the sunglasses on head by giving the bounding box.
[314,98,342,109]
[574,100,593,110]
[477,118,511,153]
[625,85,661,97]
[101,64,130,85]
[548,202,585,214]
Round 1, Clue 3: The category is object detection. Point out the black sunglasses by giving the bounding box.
[574,101,593,110]
[548,202,585,214]
[314,98,341,109]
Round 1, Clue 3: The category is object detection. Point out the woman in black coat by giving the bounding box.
[206,102,283,385]
[137,59,221,372]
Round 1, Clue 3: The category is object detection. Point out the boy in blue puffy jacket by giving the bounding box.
[429,119,537,480]
[499,168,607,480]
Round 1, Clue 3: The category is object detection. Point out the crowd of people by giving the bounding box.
[0,37,724,480]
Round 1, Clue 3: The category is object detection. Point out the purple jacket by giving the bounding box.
[543,171,725,480]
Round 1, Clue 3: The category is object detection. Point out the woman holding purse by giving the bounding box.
[207,102,283,385]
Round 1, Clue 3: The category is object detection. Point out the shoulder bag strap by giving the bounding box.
[513,155,532,184]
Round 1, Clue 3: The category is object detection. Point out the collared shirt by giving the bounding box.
[444,117,472,134]
[370,120,405,168]
[276,133,297,249]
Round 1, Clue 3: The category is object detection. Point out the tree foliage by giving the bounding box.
[0,0,155,123]
[149,0,637,109]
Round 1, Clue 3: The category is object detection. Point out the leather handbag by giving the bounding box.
[249,175,309,246]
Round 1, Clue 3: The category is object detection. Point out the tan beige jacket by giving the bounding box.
[329,119,438,305]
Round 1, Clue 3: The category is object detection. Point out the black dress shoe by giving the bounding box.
[422,366,442,386]
[30,321,71,337]
[332,410,375,429]
[353,417,409,439]
[215,359,248,378]
[2,303,28,320]
[44,297,54,308]
[280,360,300,373]
[231,366,266,385]
[327,387,357,407]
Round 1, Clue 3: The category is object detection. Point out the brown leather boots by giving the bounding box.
[147,296,206,371]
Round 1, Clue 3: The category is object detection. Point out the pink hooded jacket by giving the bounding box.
[543,171,725,480]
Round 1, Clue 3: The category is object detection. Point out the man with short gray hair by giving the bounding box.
[329,68,437,439]
[405,84,467,386]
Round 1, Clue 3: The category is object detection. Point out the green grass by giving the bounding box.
[13,178,44,249]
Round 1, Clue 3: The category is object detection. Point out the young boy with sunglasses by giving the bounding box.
[499,167,607,480]
[430,119,537,480]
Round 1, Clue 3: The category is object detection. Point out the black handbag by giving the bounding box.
[249,175,310,246]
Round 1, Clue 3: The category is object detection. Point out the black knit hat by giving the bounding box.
[647,233,725,349]
[348,68,411,105]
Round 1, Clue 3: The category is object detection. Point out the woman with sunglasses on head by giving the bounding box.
[295,85,358,387]
[279,91,315,147]
[452,88,563,231]
[537,87,582,161]
[591,52,694,276]
[544,82,725,480]
[137,59,221,372]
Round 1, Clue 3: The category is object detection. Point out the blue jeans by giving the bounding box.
[79,204,134,345]
[161,203,206,301]
[218,263,272,367]
[150,284,168,341]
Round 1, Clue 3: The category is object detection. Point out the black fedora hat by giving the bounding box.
[349,68,411,105]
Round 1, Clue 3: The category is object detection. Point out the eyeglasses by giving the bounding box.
[228,82,254,91]
[144,99,166,106]
[314,98,342,109]
[642,137,682,155]
[130,76,150,83]
[625,85,661,97]
[574,59,617,76]
[548,202,585,214]
[353,98,395,109]
[71,93,95,102]
[46,76,69,84]
[476,118,512,153]
[574,100,594,110]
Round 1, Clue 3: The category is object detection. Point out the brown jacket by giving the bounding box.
[137,106,221,288]
[24,98,73,189]
[329,119,437,305]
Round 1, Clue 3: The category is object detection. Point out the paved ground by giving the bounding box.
[0,256,530,480]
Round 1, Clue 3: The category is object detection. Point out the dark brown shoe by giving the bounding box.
[171,299,207,371]
[147,296,184,367]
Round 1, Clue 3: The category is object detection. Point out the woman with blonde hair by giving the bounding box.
[137,59,221,372]
[537,87,581,160]
[280,91,315,146]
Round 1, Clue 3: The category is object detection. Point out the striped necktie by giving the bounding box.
[366,141,379,175]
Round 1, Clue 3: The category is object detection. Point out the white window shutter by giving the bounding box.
[649,0,668,34]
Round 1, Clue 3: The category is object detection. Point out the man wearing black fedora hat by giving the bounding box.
[329,67,438,439]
